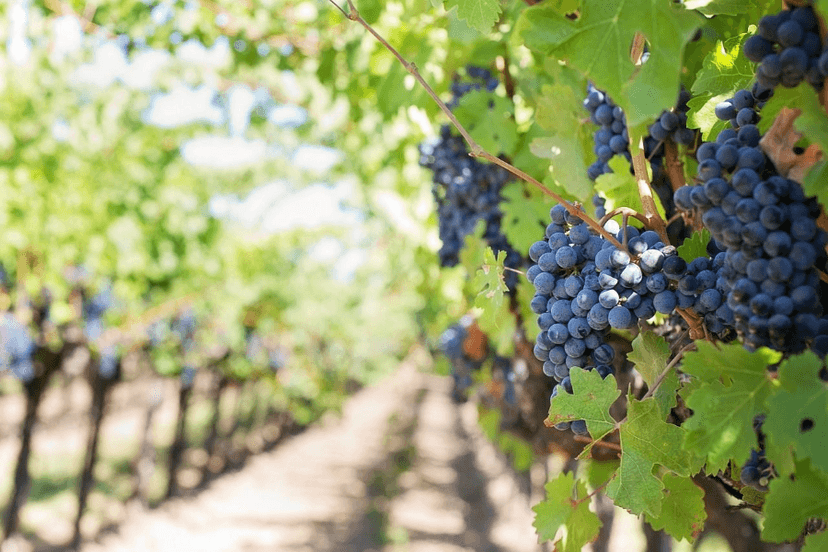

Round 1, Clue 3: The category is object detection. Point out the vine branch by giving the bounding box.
[663,140,687,193]
[328,0,626,251]
[573,434,622,452]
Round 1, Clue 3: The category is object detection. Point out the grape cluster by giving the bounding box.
[172,310,197,351]
[529,204,722,433]
[439,319,485,403]
[492,355,517,408]
[740,415,773,491]
[0,314,35,382]
[419,75,523,288]
[83,284,113,342]
[584,84,631,180]
[584,84,696,183]
[745,5,828,91]
[674,87,826,353]
[99,346,120,380]
[447,65,499,109]
[713,86,773,133]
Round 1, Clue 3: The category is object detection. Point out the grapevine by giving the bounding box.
[333,0,828,550]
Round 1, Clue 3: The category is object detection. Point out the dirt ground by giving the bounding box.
[46,355,540,552]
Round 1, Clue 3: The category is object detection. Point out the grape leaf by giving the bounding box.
[593,156,668,222]
[787,85,828,209]
[681,342,780,473]
[683,0,772,18]
[607,396,700,517]
[756,84,810,136]
[686,34,753,140]
[454,92,518,156]
[500,183,551,255]
[686,93,731,141]
[517,0,700,126]
[762,458,828,542]
[676,229,710,263]
[606,445,664,516]
[803,530,828,552]
[690,34,754,98]
[444,0,501,34]
[683,0,749,16]
[644,473,706,543]
[764,352,828,476]
[547,367,621,443]
[517,277,541,342]
[628,332,678,418]
[471,247,515,355]
[532,471,602,550]
[586,458,621,490]
[530,82,594,202]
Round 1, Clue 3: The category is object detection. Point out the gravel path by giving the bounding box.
[78,354,543,552]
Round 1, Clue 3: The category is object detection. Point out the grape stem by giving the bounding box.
[676,306,711,341]
[631,141,671,245]
[327,0,627,251]
[599,207,650,229]
[574,476,614,505]
[609,340,697,433]
[663,141,688,193]
[572,434,622,452]
[628,32,670,245]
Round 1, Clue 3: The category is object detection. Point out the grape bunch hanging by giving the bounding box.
[419,66,523,289]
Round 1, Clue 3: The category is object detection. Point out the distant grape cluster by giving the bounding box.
[447,65,499,109]
[740,415,774,491]
[419,67,523,288]
[745,4,828,91]
[439,318,485,403]
[674,86,827,353]
[0,314,36,382]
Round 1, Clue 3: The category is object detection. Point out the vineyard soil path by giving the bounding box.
[79,353,544,552]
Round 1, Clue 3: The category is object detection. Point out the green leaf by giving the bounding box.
[532,471,602,550]
[628,332,678,418]
[471,247,515,355]
[681,342,780,473]
[764,352,828,476]
[517,277,541,343]
[591,156,668,222]
[803,530,828,552]
[756,84,810,135]
[606,444,664,516]
[644,473,706,543]
[686,34,753,140]
[500,183,551,255]
[547,367,621,443]
[586,458,621,490]
[686,93,731,141]
[519,0,700,126]
[530,82,594,201]
[690,34,754,98]
[676,229,711,263]
[444,0,502,34]
[684,0,754,16]
[454,92,518,156]
[762,459,828,542]
[607,396,700,517]
[788,85,828,210]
